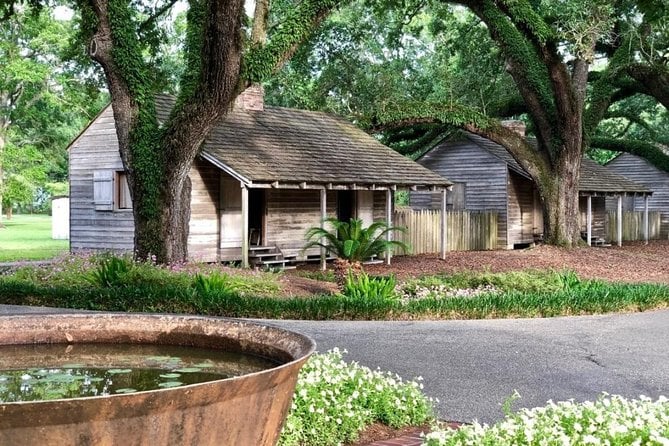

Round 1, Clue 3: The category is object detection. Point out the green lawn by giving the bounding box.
[0,214,68,262]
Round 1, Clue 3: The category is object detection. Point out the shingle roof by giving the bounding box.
[579,157,650,194]
[436,132,650,194]
[155,95,451,189]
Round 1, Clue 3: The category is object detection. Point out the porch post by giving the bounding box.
[386,189,392,265]
[617,195,623,247]
[320,188,327,271]
[441,188,447,259]
[586,195,592,247]
[644,195,649,245]
[241,185,249,268]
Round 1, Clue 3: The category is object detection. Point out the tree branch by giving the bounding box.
[590,137,669,173]
[242,0,349,84]
[138,0,180,34]
[251,0,269,44]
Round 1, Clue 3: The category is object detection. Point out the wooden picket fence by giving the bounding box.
[394,209,498,254]
[606,211,661,242]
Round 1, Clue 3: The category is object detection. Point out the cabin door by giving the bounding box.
[219,175,242,248]
[248,189,265,246]
[337,191,355,223]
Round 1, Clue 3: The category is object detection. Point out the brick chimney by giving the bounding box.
[234,84,264,111]
[501,120,526,136]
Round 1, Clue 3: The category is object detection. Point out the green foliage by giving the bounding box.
[343,271,397,302]
[2,265,669,320]
[279,349,433,446]
[402,270,571,296]
[192,272,237,297]
[87,255,133,287]
[303,218,409,263]
[0,6,105,213]
[242,0,345,83]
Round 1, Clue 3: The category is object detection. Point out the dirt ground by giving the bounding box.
[282,240,669,296]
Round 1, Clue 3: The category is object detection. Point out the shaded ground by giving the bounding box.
[283,241,669,296]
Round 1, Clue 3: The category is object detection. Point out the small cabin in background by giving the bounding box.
[68,86,451,267]
[605,153,669,240]
[411,128,651,248]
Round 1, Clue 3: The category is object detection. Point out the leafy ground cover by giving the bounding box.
[423,394,669,446]
[0,215,68,262]
[1,254,668,319]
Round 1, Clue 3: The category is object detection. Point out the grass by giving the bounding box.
[0,257,668,319]
[0,214,68,262]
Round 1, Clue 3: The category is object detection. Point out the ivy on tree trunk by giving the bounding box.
[79,0,347,263]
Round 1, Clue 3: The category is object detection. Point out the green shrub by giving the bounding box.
[343,272,397,302]
[192,272,237,297]
[87,255,133,287]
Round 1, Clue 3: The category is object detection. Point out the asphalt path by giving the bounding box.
[265,310,669,424]
[2,305,667,424]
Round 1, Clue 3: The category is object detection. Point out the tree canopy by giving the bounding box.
[0,5,105,221]
[267,0,669,246]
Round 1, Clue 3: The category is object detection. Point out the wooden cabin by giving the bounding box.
[410,131,651,248]
[605,153,669,239]
[68,87,452,267]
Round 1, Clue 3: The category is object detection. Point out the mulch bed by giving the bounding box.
[282,241,669,296]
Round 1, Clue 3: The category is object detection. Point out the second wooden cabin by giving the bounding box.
[410,125,651,248]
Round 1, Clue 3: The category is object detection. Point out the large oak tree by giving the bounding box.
[269,0,669,247]
[69,0,347,263]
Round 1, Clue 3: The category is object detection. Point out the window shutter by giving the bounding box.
[93,170,114,211]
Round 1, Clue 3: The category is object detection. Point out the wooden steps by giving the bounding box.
[248,246,296,270]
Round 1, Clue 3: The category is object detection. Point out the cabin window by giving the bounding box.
[116,172,132,210]
[93,170,131,211]
[93,170,114,211]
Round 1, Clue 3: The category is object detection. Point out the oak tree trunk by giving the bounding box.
[539,151,583,247]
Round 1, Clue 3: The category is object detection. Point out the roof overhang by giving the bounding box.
[578,190,653,197]
[199,153,451,192]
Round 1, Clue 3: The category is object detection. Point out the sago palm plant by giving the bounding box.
[303,218,409,286]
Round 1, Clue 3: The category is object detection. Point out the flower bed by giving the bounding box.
[423,394,669,445]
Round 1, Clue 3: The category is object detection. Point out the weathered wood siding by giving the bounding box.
[70,107,221,259]
[188,159,220,262]
[69,106,135,252]
[606,153,669,239]
[579,196,606,238]
[265,190,336,259]
[606,211,661,241]
[411,140,510,249]
[394,209,498,253]
[373,190,388,222]
[507,171,541,246]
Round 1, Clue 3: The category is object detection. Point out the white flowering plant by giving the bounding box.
[279,348,434,446]
[423,394,669,446]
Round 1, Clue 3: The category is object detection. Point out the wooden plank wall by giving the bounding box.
[507,172,541,246]
[606,154,669,239]
[579,197,606,238]
[70,108,221,260]
[412,140,510,249]
[606,211,661,241]
[69,106,135,252]
[394,209,498,253]
[188,159,220,262]
[265,189,337,259]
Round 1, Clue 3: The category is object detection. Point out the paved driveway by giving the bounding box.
[266,311,669,423]
[2,305,668,424]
